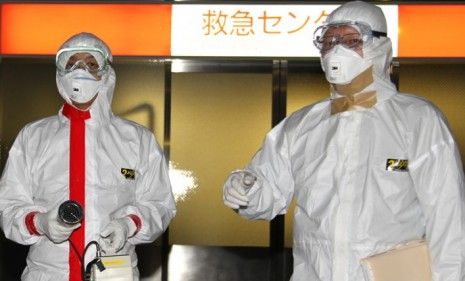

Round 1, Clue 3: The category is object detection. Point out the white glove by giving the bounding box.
[223,170,257,209]
[99,217,137,255]
[35,206,81,243]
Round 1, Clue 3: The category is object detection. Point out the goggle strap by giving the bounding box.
[372,31,387,38]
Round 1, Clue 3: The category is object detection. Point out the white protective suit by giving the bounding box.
[0,33,176,280]
[227,2,465,281]
[238,79,465,281]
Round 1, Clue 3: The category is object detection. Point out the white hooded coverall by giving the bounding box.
[230,2,465,280]
[236,75,465,281]
[0,42,176,280]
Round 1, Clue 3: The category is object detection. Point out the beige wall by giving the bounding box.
[112,62,165,143]
[0,58,61,158]
[399,64,465,162]
[169,73,272,246]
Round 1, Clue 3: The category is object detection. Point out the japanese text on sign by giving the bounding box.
[202,9,330,36]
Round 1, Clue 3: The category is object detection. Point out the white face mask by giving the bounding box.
[57,69,103,104]
[321,45,372,85]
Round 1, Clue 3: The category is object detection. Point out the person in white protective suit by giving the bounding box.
[0,32,176,281]
[223,1,465,281]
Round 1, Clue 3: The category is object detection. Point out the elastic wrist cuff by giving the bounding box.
[25,212,41,236]
[128,214,142,235]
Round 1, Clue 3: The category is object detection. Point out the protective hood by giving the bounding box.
[363,36,393,84]
[55,32,116,123]
[321,1,394,91]
[325,1,387,35]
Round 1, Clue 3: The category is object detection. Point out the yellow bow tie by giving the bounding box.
[330,91,377,115]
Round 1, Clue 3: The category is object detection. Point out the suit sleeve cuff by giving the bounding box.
[25,212,40,236]
[128,214,142,235]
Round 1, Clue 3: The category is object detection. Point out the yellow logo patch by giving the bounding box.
[386,159,409,172]
[121,168,135,180]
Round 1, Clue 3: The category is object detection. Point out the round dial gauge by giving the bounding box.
[58,200,83,225]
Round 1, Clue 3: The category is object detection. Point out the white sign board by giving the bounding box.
[172,4,398,57]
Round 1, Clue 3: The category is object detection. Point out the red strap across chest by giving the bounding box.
[63,103,90,281]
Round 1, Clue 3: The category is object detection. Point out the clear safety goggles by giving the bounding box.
[56,48,110,76]
[313,21,386,53]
